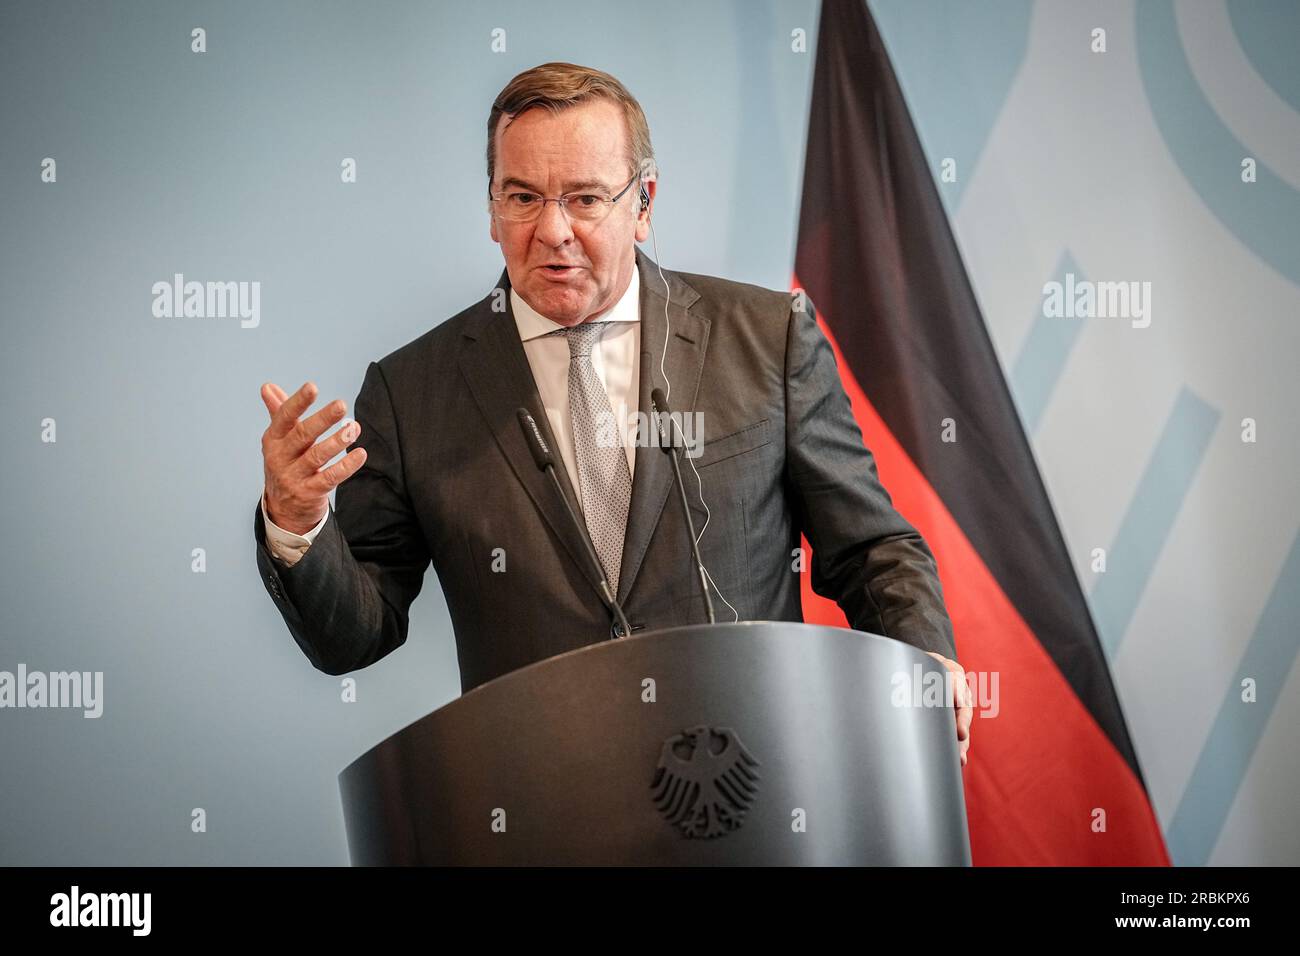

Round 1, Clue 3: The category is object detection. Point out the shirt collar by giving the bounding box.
[512,261,640,342]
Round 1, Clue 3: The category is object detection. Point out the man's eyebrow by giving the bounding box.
[562,179,613,193]
[499,177,613,193]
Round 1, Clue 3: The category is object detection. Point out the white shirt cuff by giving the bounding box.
[261,492,328,567]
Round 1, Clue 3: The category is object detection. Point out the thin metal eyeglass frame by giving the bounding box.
[487,170,641,224]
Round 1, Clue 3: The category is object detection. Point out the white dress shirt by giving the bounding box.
[262,264,642,566]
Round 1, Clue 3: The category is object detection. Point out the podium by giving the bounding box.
[339,621,971,865]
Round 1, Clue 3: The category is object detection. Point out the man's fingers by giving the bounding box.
[260,382,286,418]
[294,419,360,474]
[305,447,368,494]
[956,672,972,766]
[289,399,348,452]
[268,381,319,438]
[926,651,973,763]
[957,700,973,740]
[956,671,973,722]
[954,665,973,743]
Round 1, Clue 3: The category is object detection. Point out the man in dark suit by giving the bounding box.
[255,63,971,764]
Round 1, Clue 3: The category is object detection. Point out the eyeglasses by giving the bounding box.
[488,171,641,224]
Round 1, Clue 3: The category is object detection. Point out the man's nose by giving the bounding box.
[533,199,574,246]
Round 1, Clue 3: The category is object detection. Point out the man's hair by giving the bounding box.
[486,62,655,191]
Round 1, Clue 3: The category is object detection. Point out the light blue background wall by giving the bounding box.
[1,0,1294,865]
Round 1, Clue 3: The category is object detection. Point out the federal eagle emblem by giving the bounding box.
[650,725,760,838]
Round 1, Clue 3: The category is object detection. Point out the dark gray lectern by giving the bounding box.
[339,621,971,865]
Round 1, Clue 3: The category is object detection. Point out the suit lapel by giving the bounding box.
[457,268,600,601]
[617,247,707,606]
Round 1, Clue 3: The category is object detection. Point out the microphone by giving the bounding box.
[516,408,633,639]
[650,388,716,624]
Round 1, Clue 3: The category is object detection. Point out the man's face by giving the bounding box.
[489,98,654,327]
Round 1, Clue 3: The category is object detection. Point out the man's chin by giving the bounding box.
[526,287,590,325]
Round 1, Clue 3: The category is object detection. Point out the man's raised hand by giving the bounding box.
[260,381,367,534]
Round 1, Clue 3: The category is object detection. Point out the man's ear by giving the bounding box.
[488,179,501,244]
[634,179,656,243]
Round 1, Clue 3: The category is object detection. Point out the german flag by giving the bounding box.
[794,0,1169,865]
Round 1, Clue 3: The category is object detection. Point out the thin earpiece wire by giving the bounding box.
[647,205,738,622]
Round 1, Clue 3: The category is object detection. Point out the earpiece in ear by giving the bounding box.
[640,187,650,211]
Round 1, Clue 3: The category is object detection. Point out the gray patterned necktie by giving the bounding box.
[546,322,632,594]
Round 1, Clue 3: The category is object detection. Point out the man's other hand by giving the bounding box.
[260,381,367,534]
[925,651,972,768]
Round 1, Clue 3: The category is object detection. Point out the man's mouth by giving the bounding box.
[539,264,582,280]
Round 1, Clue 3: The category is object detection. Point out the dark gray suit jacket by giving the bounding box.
[255,247,955,691]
